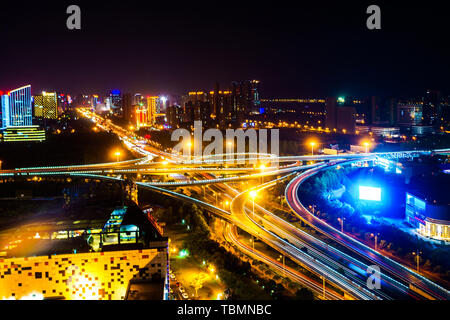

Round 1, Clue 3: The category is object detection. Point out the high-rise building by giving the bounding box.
[397,102,423,126]
[122,93,133,123]
[57,94,71,114]
[109,90,122,113]
[423,89,441,126]
[1,85,33,128]
[34,91,58,119]
[325,97,356,133]
[136,104,148,128]
[167,104,183,128]
[134,93,144,106]
[2,125,45,142]
[336,106,356,133]
[230,80,259,123]
[325,97,337,130]
[147,96,159,125]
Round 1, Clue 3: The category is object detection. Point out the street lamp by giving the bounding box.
[371,233,380,251]
[363,141,370,153]
[249,190,258,252]
[310,142,316,156]
[278,254,285,277]
[338,217,345,233]
[115,151,121,162]
[185,141,192,161]
[259,164,266,183]
[412,250,422,273]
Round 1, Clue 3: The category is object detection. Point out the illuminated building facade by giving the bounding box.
[109,90,122,114]
[1,125,46,142]
[422,89,441,126]
[147,96,159,125]
[178,80,259,128]
[397,102,423,126]
[34,92,58,119]
[1,85,33,128]
[136,104,148,128]
[0,249,167,300]
[406,192,450,242]
[166,104,182,128]
[0,206,169,299]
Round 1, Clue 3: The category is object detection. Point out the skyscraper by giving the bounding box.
[34,91,58,119]
[122,93,133,123]
[423,89,441,126]
[325,97,337,130]
[110,90,122,113]
[147,96,159,125]
[1,85,33,128]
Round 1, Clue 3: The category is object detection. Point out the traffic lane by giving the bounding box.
[285,162,449,300]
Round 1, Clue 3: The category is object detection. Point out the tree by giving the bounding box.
[190,273,208,297]
[295,288,314,300]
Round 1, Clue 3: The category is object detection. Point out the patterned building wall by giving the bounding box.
[0,249,166,300]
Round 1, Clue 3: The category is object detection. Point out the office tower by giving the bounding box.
[336,106,356,133]
[135,104,148,128]
[325,97,337,130]
[2,125,45,142]
[397,101,423,126]
[250,80,260,111]
[147,96,159,125]
[92,95,99,110]
[109,90,122,113]
[122,93,133,123]
[231,80,258,123]
[34,91,58,119]
[167,104,182,128]
[369,96,381,124]
[423,89,441,126]
[159,96,168,114]
[209,86,232,127]
[134,93,144,105]
[388,98,397,125]
[1,85,33,128]
[57,94,70,113]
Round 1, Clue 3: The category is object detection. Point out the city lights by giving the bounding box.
[358,186,381,202]
[308,140,317,155]
[0,4,449,305]
[178,249,189,258]
[114,151,121,162]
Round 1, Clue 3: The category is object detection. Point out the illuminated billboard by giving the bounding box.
[359,186,381,201]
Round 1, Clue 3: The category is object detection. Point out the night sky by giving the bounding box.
[0,1,448,98]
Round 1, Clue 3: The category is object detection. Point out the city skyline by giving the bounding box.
[0,2,449,305]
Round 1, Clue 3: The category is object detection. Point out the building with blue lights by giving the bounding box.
[405,173,450,242]
[405,192,449,242]
[1,85,33,128]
